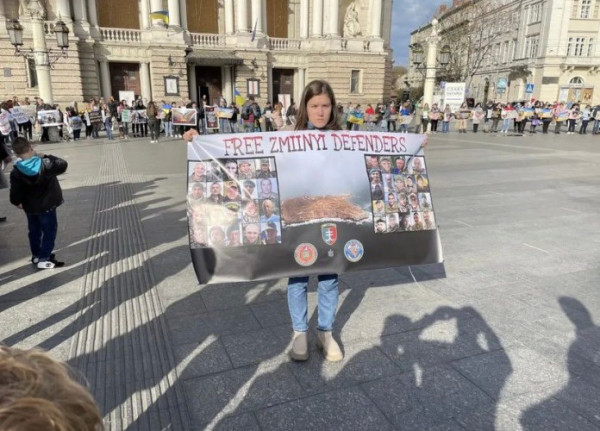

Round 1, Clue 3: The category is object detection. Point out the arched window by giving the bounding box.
[570,76,584,85]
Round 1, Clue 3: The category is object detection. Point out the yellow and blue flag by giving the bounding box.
[150,10,169,25]
[234,88,245,107]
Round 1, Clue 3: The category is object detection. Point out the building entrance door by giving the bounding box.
[110,62,141,100]
[196,66,222,105]
[272,68,295,103]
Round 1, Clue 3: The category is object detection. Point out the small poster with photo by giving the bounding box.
[392,156,406,173]
[9,107,30,124]
[37,110,62,127]
[385,192,399,213]
[365,155,380,170]
[0,112,11,135]
[121,109,131,123]
[397,193,409,214]
[135,110,148,124]
[173,108,197,126]
[205,106,219,130]
[88,110,102,124]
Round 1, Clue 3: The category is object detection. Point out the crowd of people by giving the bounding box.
[3,94,600,148]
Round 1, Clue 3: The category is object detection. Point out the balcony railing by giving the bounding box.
[190,33,226,47]
[100,28,142,43]
[268,37,301,50]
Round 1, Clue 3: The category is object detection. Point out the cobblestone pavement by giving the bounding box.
[1,131,599,430]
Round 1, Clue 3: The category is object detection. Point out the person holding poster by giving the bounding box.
[286,80,344,362]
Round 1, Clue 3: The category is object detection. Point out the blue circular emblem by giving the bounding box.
[344,240,364,263]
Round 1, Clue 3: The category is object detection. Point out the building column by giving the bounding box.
[55,0,72,21]
[140,0,150,29]
[370,0,382,38]
[326,0,339,36]
[73,0,88,23]
[180,0,188,29]
[0,1,5,21]
[223,66,233,105]
[423,19,439,108]
[87,0,98,26]
[251,0,263,34]
[298,68,306,99]
[311,0,323,37]
[300,0,309,38]
[167,0,181,27]
[188,64,197,101]
[99,60,112,100]
[29,4,53,103]
[225,0,234,34]
[140,63,152,101]
[237,0,249,32]
[150,0,165,26]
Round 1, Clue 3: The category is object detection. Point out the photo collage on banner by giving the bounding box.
[365,154,436,233]
[187,157,282,248]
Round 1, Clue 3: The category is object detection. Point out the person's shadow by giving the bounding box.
[520,297,600,430]
[206,305,512,430]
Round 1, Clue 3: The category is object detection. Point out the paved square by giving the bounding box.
[1,131,599,430]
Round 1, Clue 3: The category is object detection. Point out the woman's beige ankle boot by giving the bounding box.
[290,331,309,361]
[316,330,343,362]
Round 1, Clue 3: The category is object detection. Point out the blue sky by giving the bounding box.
[391,0,448,67]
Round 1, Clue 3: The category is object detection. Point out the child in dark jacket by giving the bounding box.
[9,137,68,269]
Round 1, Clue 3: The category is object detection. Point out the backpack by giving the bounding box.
[241,105,251,121]
[242,105,254,122]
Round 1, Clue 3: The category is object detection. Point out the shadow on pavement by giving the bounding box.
[520,297,600,430]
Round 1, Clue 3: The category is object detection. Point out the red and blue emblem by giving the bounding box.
[321,223,338,246]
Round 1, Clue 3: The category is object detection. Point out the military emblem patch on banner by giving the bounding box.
[321,223,338,246]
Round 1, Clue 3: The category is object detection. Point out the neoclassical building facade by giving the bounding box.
[408,0,600,105]
[0,0,394,106]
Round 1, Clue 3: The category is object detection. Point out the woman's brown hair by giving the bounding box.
[294,80,341,131]
[0,346,103,431]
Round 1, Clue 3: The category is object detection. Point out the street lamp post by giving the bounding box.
[410,19,451,108]
[5,0,70,104]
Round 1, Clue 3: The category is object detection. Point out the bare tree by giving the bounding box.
[436,0,518,86]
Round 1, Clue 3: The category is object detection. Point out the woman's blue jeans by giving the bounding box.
[442,121,449,133]
[287,274,339,332]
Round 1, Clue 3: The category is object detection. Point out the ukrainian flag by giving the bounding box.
[150,10,169,25]
[234,88,245,107]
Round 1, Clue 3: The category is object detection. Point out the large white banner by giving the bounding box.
[187,131,443,284]
[443,82,466,113]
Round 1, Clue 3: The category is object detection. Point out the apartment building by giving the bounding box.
[408,0,600,105]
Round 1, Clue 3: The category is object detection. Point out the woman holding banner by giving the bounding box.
[285,80,344,362]
[182,81,345,362]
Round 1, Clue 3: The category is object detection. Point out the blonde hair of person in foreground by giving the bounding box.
[0,346,103,431]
